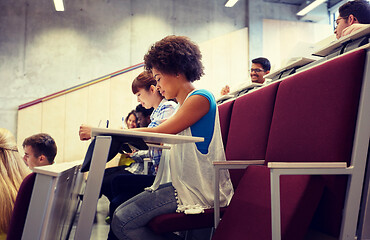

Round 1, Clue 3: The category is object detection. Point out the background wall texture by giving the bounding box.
[1,0,324,137]
[0,0,250,136]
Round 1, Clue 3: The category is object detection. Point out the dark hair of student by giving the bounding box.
[132,71,158,94]
[144,35,204,82]
[135,104,153,117]
[22,133,57,164]
[252,57,271,72]
[339,0,370,24]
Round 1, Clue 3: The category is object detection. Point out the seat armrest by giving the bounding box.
[268,162,347,169]
[213,160,265,169]
[213,159,265,228]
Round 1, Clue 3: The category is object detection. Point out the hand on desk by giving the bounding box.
[79,124,92,141]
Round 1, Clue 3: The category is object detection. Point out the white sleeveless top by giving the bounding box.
[147,90,234,213]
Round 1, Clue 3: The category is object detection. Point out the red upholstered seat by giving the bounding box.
[7,173,36,240]
[148,82,280,234]
[148,208,227,233]
[226,82,279,188]
[213,50,366,240]
[266,49,365,238]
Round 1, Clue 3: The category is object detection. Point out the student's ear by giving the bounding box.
[265,70,270,75]
[150,85,157,93]
[348,14,358,24]
[39,155,48,164]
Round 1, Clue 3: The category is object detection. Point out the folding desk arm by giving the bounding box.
[213,160,265,228]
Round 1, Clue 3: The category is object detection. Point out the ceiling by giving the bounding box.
[262,0,346,22]
[263,0,344,8]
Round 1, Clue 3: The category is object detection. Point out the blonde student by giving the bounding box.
[0,128,30,239]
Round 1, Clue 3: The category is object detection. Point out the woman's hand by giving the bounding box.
[220,85,230,96]
[79,125,92,141]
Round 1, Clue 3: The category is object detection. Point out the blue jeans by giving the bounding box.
[111,183,177,240]
[110,174,156,218]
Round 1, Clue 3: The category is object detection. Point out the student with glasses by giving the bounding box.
[334,0,370,39]
[220,57,271,96]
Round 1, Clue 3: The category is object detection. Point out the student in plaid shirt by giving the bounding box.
[124,72,177,175]
[146,99,178,173]
[106,71,177,234]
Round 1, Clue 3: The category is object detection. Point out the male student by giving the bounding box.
[22,133,57,169]
[334,0,370,39]
[221,57,271,96]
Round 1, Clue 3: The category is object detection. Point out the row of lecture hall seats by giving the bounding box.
[148,48,370,240]
[6,28,370,240]
[217,26,370,105]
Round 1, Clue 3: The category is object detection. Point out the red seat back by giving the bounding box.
[213,50,366,240]
[218,100,234,149]
[225,82,279,188]
[265,50,365,237]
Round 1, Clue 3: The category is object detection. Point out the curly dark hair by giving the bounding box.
[144,35,204,82]
[135,104,153,117]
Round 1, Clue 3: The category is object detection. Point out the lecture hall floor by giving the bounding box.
[69,196,110,240]
[92,197,111,239]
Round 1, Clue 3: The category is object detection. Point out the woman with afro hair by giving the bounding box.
[111,36,233,240]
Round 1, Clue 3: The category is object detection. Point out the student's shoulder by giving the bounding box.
[190,89,215,103]
[191,89,214,98]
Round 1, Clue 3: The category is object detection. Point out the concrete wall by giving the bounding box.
[0,0,333,139]
[0,0,248,137]
[248,1,332,60]
[16,28,249,163]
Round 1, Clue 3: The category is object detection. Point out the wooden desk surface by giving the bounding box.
[91,127,204,144]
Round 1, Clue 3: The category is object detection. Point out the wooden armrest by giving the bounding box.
[267,162,347,169]
[213,160,265,169]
